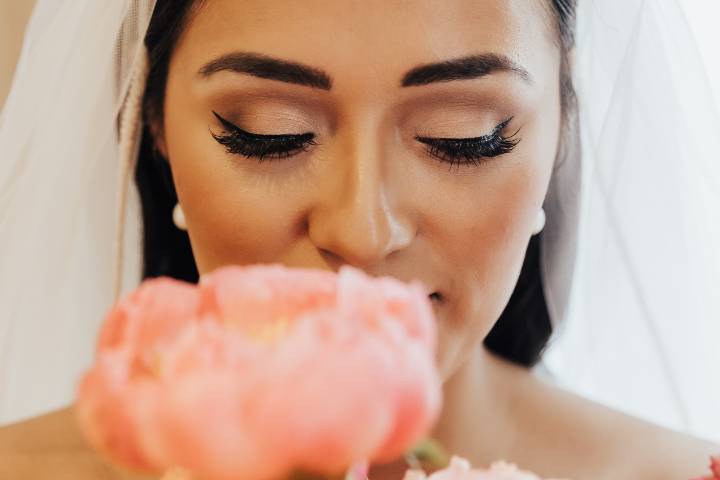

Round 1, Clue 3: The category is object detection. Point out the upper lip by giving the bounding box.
[413,281,441,301]
[345,267,442,301]
[415,282,437,298]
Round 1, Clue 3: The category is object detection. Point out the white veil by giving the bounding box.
[0,0,154,424]
[541,0,720,443]
[1,0,718,446]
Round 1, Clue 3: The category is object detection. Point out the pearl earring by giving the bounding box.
[172,203,187,231]
[532,208,546,235]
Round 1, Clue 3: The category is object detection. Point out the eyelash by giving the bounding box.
[211,111,318,162]
[415,117,520,170]
[210,111,520,167]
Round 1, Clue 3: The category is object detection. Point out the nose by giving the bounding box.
[307,133,414,269]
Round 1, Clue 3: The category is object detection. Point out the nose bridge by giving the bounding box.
[309,118,412,266]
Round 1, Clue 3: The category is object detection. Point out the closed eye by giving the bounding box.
[415,117,520,169]
[210,111,317,162]
[210,111,520,168]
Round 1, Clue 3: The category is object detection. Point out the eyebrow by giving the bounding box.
[197,51,531,90]
[198,52,332,90]
[401,53,532,87]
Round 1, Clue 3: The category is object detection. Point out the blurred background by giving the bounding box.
[0,0,35,111]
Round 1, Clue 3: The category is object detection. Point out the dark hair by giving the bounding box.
[136,0,579,368]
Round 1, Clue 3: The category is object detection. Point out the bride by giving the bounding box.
[1,0,718,478]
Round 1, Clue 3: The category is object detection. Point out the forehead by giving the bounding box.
[175,0,558,92]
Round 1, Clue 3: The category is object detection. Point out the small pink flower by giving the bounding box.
[76,264,441,480]
[402,456,567,480]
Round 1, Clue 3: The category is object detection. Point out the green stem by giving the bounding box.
[407,438,450,470]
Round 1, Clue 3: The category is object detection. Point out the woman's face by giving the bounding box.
[157,0,562,378]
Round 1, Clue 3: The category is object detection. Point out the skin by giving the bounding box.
[0,1,717,479]
[159,0,559,381]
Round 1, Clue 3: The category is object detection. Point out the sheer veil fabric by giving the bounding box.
[0,0,718,444]
[0,0,155,424]
[541,0,720,442]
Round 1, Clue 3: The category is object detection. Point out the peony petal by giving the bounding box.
[78,264,441,480]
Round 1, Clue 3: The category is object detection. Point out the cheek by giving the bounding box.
[162,101,310,273]
[428,122,557,376]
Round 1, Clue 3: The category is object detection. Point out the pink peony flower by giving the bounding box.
[76,264,442,480]
[402,456,567,480]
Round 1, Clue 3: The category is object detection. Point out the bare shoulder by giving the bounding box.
[532,377,719,479]
[596,407,718,479]
[0,406,87,453]
[0,406,153,480]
